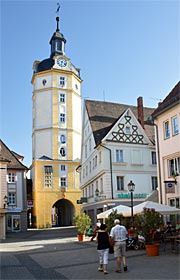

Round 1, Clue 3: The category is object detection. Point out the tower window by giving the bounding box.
[59,93,65,103]
[60,113,65,122]
[60,147,66,157]
[60,135,66,143]
[44,166,53,188]
[59,77,65,87]
[60,177,66,187]
[61,165,66,171]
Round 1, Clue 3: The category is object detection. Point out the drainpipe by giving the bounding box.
[100,144,114,199]
[153,123,163,204]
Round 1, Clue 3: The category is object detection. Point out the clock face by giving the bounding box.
[57,58,67,67]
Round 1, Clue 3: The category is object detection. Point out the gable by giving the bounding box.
[104,108,151,145]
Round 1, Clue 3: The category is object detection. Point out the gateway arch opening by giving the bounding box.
[52,199,75,227]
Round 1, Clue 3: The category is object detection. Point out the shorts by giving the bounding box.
[114,241,126,257]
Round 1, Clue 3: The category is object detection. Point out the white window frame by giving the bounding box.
[151,151,157,164]
[8,172,15,183]
[59,76,65,87]
[8,193,16,205]
[44,166,53,188]
[116,149,124,163]
[172,116,178,135]
[151,176,158,190]
[60,113,65,123]
[164,120,170,139]
[117,176,124,191]
[60,177,66,187]
[59,93,65,103]
[60,147,66,157]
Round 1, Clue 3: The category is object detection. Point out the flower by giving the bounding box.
[134,208,164,244]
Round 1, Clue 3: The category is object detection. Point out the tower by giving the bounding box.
[30,16,82,228]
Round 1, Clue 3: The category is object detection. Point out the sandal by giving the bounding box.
[98,268,103,272]
[115,270,121,273]
[104,271,108,274]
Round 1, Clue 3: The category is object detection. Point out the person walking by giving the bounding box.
[96,223,110,275]
[110,219,128,273]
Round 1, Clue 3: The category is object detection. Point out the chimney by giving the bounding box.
[137,97,144,128]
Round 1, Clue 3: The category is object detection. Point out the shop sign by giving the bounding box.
[27,200,34,207]
[118,193,148,199]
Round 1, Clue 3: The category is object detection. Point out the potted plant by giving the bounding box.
[134,208,164,256]
[74,213,92,241]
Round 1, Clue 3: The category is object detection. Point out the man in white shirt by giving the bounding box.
[110,219,128,273]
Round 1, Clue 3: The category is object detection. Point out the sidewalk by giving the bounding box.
[0,228,179,279]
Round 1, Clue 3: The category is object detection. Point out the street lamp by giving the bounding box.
[127,180,135,223]
[3,195,8,209]
[95,188,99,197]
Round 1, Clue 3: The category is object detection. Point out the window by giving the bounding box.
[116,149,123,163]
[60,113,65,122]
[169,157,180,176]
[151,151,157,164]
[8,172,15,183]
[100,178,103,193]
[99,151,102,163]
[89,138,91,152]
[59,93,65,103]
[125,126,131,134]
[8,193,15,205]
[61,165,66,171]
[59,77,65,87]
[89,161,91,173]
[85,145,87,158]
[60,177,66,187]
[151,176,158,190]
[60,147,66,157]
[172,116,178,135]
[44,166,53,188]
[164,121,170,139]
[60,134,66,143]
[117,176,124,191]
[86,165,88,176]
[95,155,97,167]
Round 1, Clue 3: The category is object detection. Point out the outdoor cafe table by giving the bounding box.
[166,234,180,252]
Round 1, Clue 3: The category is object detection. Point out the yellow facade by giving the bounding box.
[31,55,82,228]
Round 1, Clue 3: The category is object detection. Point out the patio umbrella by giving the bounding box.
[97,205,131,219]
[133,201,180,215]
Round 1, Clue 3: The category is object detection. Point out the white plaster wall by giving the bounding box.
[35,130,52,159]
[156,106,180,156]
[154,105,180,204]
[35,75,52,90]
[36,91,52,128]
[16,172,23,209]
[72,93,82,132]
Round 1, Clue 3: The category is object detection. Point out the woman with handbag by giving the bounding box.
[96,223,110,275]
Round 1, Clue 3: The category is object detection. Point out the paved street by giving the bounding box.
[0,228,179,280]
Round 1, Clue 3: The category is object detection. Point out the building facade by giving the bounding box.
[79,97,158,224]
[30,16,82,228]
[152,81,180,211]
[0,140,28,239]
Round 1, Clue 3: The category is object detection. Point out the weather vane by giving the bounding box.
[56,2,60,15]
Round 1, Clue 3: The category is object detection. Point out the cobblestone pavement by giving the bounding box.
[0,228,179,280]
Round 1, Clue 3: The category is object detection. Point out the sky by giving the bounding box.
[1,0,179,168]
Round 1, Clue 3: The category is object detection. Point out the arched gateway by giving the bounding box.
[52,199,75,227]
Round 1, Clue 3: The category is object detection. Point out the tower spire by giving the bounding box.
[56,3,60,31]
[49,3,66,58]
